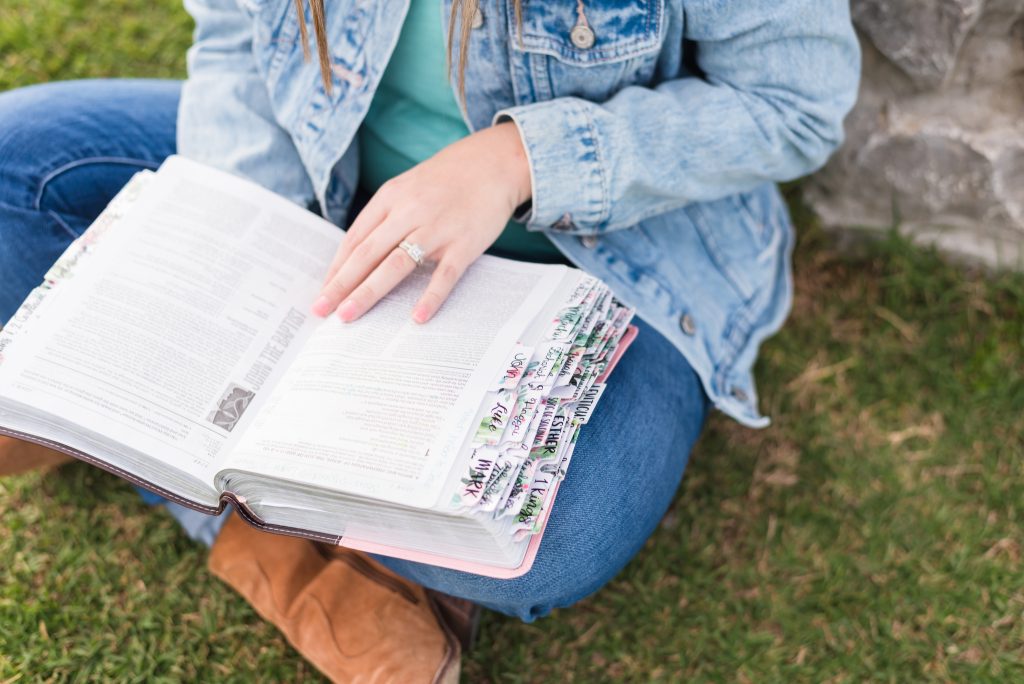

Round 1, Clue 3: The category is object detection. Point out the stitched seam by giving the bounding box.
[514,35,660,64]
[0,427,219,512]
[46,210,82,241]
[713,293,760,397]
[34,156,162,211]
[230,500,342,544]
[579,102,610,229]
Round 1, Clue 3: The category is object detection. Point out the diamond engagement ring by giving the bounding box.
[398,240,426,266]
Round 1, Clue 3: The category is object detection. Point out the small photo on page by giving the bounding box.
[208,383,257,432]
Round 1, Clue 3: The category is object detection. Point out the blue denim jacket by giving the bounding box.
[177,0,860,427]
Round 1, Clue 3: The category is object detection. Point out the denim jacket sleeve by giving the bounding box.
[178,0,315,208]
[494,0,860,235]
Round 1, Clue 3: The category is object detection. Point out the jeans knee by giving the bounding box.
[481,560,613,622]
[0,80,178,211]
[0,90,48,204]
[374,553,609,624]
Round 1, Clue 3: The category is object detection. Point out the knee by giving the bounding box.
[506,574,602,622]
[475,546,625,622]
[0,86,49,202]
[0,80,179,208]
[0,82,83,153]
[377,547,617,623]
[0,83,87,206]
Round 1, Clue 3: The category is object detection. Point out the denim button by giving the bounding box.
[570,24,596,49]
[679,313,696,336]
[471,7,484,29]
[730,386,749,402]
[579,235,599,249]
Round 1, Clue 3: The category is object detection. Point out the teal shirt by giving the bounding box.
[356,0,563,262]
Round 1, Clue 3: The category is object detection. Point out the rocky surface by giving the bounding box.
[807,0,1024,268]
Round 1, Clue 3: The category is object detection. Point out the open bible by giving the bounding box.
[0,157,636,577]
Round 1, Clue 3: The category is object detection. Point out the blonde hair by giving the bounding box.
[292,0,521,99]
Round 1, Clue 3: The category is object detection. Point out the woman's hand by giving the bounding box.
[311,122,531,324]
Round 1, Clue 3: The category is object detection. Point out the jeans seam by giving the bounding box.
[33,155,162,212]
[46,209,81,240]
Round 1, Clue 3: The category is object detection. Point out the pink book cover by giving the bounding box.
[333,323,639,579]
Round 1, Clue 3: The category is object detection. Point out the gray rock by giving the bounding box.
[807,0,1024,269]
[852,0,985,89]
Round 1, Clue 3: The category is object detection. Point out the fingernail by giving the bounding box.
[337,300,359,322]
[311,296,332,317]
[412,306,429,324]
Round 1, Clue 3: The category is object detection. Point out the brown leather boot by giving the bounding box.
[209,514,460,683]
[427,590,482,653]
[316,544,483,654]
[0,435,73,476]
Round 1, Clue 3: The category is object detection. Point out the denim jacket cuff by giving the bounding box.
[494,98,608,235]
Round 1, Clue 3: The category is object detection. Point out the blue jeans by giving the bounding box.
[0,80,708,622]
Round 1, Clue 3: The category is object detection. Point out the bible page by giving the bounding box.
[219,256,571,509]
[0,157,341,488]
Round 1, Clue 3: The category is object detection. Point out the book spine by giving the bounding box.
[0,425,222,515]
[219,490,344,546]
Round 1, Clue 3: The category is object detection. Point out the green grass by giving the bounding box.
[0,0,191,91]
[2,2,1023,681]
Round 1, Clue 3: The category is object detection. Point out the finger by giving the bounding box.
[313,216,413,316]
[411,255,469,324]
[336,242,422,322]
[321,199,390,288]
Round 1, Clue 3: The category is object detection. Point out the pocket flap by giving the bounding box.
[509,0,664,65]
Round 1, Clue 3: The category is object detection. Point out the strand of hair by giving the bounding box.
[293,0,311,62]
[309,0,333,95]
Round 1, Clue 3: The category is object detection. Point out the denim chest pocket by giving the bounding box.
[508,0,665,101]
